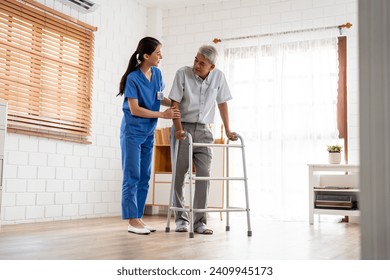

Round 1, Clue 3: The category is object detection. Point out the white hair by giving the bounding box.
[198,45,218,65]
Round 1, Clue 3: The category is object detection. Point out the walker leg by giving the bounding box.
[226,140,230,232]
[187,133,195,238]
[239,135,252,237]
[166,137,180,233]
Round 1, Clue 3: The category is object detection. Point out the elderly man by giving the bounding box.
[169,45,237,235]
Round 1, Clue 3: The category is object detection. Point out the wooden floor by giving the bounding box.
[0,213,360,260]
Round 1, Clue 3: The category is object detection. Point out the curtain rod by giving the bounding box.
[213,22,352,44]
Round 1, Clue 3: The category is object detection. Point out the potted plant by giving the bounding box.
[327,144,343,164]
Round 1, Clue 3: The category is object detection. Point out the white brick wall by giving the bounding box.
[0,0,359,224]
[0,0,148,224]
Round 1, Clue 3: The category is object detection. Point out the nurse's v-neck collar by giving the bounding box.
[139,67,153,83]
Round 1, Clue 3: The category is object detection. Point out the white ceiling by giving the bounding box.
[141,0,229,9]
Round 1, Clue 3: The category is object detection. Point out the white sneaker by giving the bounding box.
[127,224,151,235]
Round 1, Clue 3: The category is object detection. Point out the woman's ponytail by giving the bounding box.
[118,51,139,96]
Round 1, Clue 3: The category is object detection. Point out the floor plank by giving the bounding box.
[0,213,360,260]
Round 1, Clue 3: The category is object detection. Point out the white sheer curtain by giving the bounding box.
[219,29,341,221]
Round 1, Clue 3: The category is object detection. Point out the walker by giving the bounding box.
[165,131,252,238]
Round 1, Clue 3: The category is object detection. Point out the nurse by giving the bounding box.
[118,37,180,235]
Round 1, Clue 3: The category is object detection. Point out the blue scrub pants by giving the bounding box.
[120,131,154,219]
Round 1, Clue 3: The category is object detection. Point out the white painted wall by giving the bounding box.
[0,0,359,224]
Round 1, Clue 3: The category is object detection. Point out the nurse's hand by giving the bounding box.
[161,107,180,119]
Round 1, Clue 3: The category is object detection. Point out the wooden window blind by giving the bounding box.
[0,0,96,144]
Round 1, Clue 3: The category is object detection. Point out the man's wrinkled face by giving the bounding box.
[193,53,215,79]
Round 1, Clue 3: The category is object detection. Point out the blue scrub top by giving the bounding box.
[121,67,165,135]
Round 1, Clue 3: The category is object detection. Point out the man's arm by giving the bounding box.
[171,100,186,140]
[161,97,172,107]
[218,102,238,141]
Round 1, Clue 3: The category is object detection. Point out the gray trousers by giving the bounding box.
[170,122,213,229]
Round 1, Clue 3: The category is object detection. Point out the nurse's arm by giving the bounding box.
[128,98,180,119]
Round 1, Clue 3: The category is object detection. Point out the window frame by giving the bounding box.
[0,0,96,144]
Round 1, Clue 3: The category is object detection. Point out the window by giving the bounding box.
[0,0,96,143]
[222,33,343,220]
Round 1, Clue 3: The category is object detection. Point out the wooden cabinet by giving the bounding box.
[308,164,359,224]
[150,127,224,209]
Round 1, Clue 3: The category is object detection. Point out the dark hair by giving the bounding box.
[117,37,161,96]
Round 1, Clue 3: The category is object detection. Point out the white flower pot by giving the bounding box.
[328,152,341,164]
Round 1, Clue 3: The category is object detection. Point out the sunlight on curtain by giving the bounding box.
[219,29,341,221]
